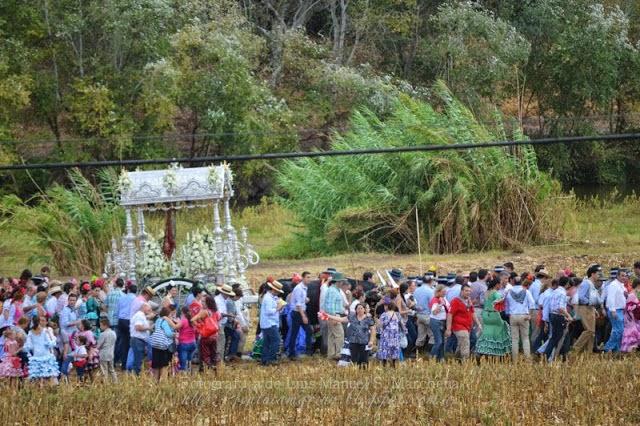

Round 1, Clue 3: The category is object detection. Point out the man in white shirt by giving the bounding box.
[506,280,535,361]
[529,268,550,347]
[45,284,63,317]
[214,285,234,361]
[21,283,38,317]
[233,287,249,356]
[318,273,331,355]
[129,303,152,375]
[603,269,627,353]
[414,275,435,351]
[573,265,601,354]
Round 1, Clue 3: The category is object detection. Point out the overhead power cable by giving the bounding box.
[0,132,638,172]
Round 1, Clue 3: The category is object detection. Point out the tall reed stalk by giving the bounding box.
[0,168,124,275]
[278,82,568,254]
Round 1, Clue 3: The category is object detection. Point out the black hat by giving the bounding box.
[389,268,404,281]
[610,267,619,278]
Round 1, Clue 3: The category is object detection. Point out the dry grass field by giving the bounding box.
[1,250,639,425]
[0,355,638,425]
[1,197,640,424]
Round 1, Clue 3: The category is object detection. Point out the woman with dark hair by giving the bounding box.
[475,279,511,358]
[429,285,449,362]
[324,303,375,368]
[18,269,32,288]
[162,285,178,310]
[376,300,403,367]
[191,295,221,370]
[349,289,365,315]
[78,283,100,330]
[177,306,197,371]
[150,306,178,381]
[3,290,24,328]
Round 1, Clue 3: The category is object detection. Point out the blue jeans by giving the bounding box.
[177,342,196,371]
[288,311,313,357]
[76,365,86,380]
[470,327,477,352]
[261,326,280,365]
[61,354,73,377]
[404,316,418,356]
[225,328,240,357]
[604,309,624,352]
[532,321,548,353]
[545,314,567,361]
[131,337,147,375]
[445,334,457,353]
[429,319,445,361]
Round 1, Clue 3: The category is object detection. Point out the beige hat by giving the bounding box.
[48,286,63,296]
[142,286,157,297]
[536,269,550,278]
[217,284,235,297]
[267,280,284,294]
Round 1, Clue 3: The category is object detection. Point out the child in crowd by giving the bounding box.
[96,318,117,382]
[73,335,88,382]
[0,328,23,386]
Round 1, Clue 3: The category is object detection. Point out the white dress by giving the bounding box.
[25,329,59,378]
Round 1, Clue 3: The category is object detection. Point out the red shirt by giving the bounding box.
[189,300,202,318]
[449,297,474,332]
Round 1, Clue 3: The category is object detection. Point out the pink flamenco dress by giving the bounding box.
[0,339,23,377]
[621,291,640,353]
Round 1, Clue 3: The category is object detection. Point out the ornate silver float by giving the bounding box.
[104,163,259,303]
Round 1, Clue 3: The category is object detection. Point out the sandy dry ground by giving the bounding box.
[245,245,640,288]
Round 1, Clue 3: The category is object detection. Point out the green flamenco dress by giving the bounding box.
[475,290,511,356]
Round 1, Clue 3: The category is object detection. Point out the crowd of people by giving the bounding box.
[256,262,640,367]
[0,260,639,385]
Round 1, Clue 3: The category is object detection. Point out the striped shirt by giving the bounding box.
[105,288,124,327]
[549,287,568,314]
[323,285,344,315]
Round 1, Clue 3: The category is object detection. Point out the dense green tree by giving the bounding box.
[428,1,530,110]
[141,12,296,201]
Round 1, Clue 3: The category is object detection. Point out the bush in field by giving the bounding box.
[1,169,123,275]
[278,82,566,254]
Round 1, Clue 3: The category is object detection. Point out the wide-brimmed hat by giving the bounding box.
[217,284,235,296]
[389,268,404,281]
[535,268,550,278]
[142,286,156,297]
[330,272,346,283]
[48,286,62,296]
[267,280,284,294]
